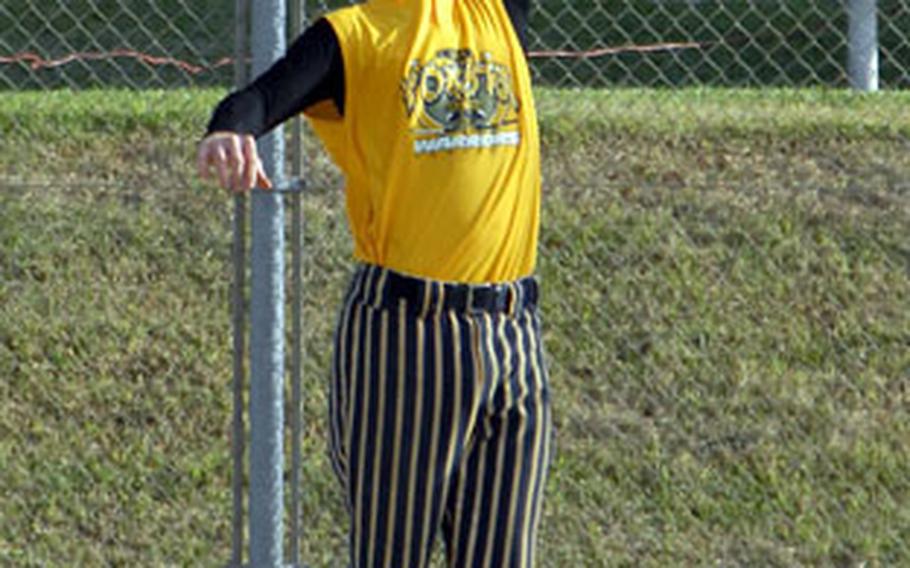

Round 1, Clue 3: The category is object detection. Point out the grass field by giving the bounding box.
[1,88,909,567]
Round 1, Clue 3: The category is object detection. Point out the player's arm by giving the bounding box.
[503,0,531,51]
[197,18,344,191]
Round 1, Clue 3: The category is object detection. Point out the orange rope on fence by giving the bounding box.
[0,50,235,73]
[0,42,709,73]
[529,41,707,59]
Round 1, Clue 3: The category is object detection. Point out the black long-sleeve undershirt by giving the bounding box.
[206,18,344,137]
[206,1,530,138]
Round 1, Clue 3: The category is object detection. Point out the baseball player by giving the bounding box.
[197,1,551,566]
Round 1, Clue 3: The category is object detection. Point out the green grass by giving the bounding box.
[5,87,910,142]
[1,88,909,566]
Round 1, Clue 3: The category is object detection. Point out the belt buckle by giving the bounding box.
[492,284,509,312]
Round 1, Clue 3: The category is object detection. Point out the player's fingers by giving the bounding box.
[240,135,258,190]
[227,136,245,191]
[199,133,232,183]
[213,145,231,190]
[255,164,273,190]
[196,142,212,181]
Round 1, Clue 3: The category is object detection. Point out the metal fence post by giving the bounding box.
[230,1,250,566]
[288,0,306,565]
[848,0,879,91]
[249,0,287,565]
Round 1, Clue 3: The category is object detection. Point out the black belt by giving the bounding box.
[354,264,539,315]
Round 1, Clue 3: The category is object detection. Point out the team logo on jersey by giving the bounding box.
[401,49,521,154]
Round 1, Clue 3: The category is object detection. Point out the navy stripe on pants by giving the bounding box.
[329,264,553,567]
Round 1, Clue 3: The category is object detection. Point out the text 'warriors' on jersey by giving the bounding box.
[307,0,542,284]
[402,48,521,154]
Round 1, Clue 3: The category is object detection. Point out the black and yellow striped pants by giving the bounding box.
[329,264,553,568]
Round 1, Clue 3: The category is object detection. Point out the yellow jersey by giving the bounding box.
[307,0,541,283]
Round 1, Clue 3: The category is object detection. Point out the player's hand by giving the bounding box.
[197,131,273,192]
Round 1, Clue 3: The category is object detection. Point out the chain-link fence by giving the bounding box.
[4,1,910,90]
[528,0,910,88]
[0,0,234,89]
[2,1,909,567]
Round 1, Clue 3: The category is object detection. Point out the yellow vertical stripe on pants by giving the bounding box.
[329,265,553,567]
